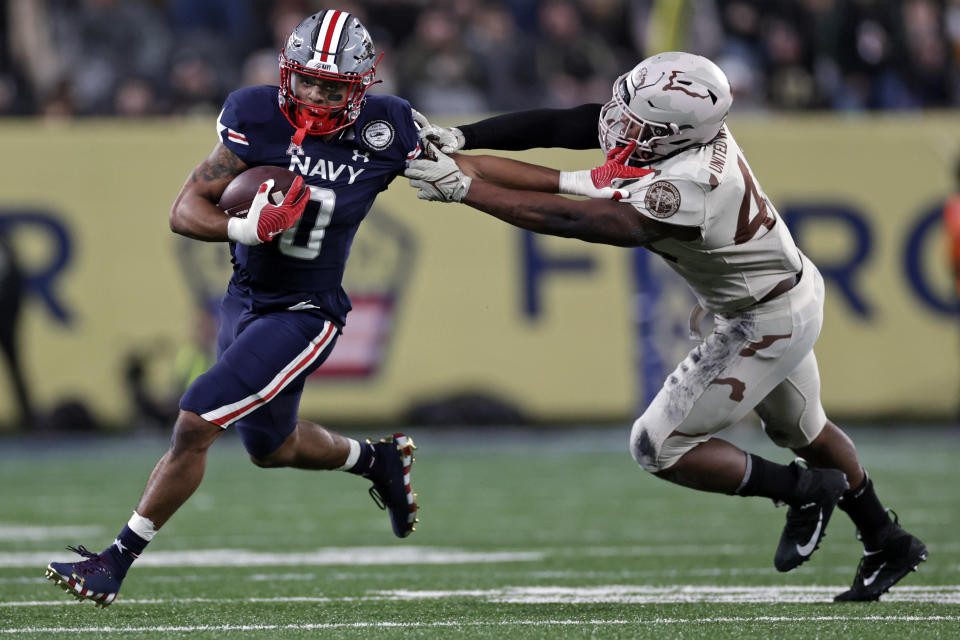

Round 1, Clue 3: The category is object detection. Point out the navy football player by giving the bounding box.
[46,10,420,607]
[408,52,928,602]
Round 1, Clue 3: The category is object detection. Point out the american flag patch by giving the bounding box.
[216,108,250,146]
[226,128,249,146]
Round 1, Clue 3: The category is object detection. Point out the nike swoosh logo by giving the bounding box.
[862,562,886,586]
[794,508,824,557]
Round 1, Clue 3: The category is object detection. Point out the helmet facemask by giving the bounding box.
[279,58,378,137]
[599,83,683,164]
[278,10,380,138]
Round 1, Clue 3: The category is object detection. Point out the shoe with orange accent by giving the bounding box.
[365,434,419,537]
[45,545,123,607]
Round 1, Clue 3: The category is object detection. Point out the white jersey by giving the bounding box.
[619,125,802,314]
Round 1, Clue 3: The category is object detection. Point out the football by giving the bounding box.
[218,165,299,218]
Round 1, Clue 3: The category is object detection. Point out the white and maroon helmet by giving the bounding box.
[599,52,732,164]
[278,9,381,137]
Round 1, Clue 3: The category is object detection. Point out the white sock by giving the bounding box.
[335,439,361,471]
[128,511,158,542]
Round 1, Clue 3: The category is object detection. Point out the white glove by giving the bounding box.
[404,143,472,202]
[226,176,309,246]
[411,108,465,154]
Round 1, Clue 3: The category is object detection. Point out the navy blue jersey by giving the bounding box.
[216,85,420,325]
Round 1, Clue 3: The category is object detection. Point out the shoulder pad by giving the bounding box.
[216,86,280,162]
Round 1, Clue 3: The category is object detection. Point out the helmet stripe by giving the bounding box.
[313,10,349,66]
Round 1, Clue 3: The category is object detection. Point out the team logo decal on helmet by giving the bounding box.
[361,120,395,151]
[664,70,720,102]
[599,52,732,164]
[633,66,649,89]
[644,181,681,218]
[278,10,382,139]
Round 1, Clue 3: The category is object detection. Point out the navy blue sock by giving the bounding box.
[105,525,149,578]
[346,441,376,477]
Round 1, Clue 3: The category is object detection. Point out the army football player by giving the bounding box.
[45,9,421,607]
[407,51,927,602]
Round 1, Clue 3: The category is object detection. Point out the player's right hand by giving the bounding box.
[411,108,465,154]
[227,176,310,246]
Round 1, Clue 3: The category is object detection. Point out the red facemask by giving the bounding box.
[278,52,381,138]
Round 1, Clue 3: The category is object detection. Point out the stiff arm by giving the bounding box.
[451,153,697,248]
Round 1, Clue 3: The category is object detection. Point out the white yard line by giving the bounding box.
[0,542,861,568]
[0,547,544,568]
[0,525,104,541]
[5,585,960,607]
[3,616,960,634]
[374,584,960,604]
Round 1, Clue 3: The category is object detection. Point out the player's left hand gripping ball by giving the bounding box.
[227,176,310,245]
[404,144,472,202]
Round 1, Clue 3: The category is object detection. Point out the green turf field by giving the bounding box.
[1,425,958,638]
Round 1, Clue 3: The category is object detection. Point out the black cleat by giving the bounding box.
[365,434,419,538]
[834,514,928,602]
[774,461,849,572]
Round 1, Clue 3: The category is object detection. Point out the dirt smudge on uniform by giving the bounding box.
[662,315,755,426]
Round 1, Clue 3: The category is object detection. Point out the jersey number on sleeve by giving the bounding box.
[278,187,335,259]
[734,154,775,244]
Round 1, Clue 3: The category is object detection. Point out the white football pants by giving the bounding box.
[630,254,828,472]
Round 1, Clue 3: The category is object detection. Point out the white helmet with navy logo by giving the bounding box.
[279,9,380,137]
[599,52,732,164]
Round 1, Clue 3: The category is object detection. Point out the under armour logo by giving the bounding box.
[352,150,370,163]
[113,538,127,555]
[287,141,304,157]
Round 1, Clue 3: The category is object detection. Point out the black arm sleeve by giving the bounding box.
[458,104,603,151]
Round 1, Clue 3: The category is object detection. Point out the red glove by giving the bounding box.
[558,142,654,201]
[590,142,655,195]
[255,175,309,242]
[227,176,310,245]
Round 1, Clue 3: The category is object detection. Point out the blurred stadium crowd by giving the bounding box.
[0,0,960,116]
[0,0,957,118]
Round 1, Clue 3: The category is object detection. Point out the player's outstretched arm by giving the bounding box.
[454,153,562,193]
[463,179,693,247]
[170,143,249,241]
[450,151,639,200]
[408,144,645,202]
[406,150,692,247]
[405,146,568,200]
[459,104,603,151]
[413,105,602,154]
